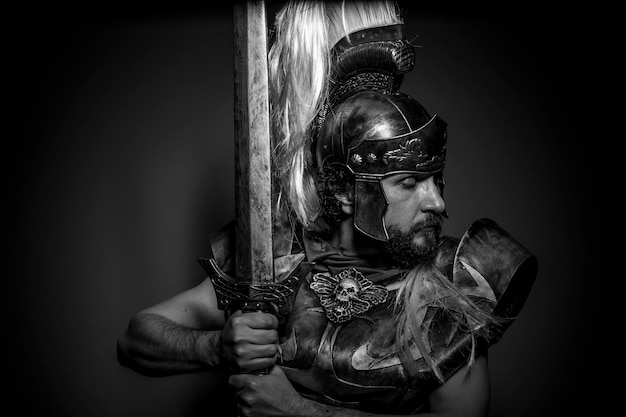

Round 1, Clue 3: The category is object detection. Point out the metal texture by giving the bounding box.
[233,1,274,285]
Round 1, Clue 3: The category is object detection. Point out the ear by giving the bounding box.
[334,189,354,215]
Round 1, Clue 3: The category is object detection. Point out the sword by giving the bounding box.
[198,1,299,321]
[233,0,274,309]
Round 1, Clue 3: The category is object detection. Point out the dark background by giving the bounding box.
[7,3,605,416]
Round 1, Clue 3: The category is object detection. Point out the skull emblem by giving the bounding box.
[333,277,361,311]
[310,268,389,324]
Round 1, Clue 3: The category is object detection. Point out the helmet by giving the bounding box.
[315,25,448,241]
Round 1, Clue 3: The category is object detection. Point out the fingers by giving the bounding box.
[228,366,278,390]
[241,357,277,373]
[232,343,278,366]
[231,311,279,330]
[229,365,301,417]
[232,340,279,358]
[223,312,279,346]
[223,324,279,352]
[239,328,279,345]
[231,343,279,372]
[228,372,256,390]
[221,311,281,372]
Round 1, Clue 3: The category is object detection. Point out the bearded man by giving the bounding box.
[117,2,537,416]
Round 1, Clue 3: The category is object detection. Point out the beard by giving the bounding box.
[384,214,443,268]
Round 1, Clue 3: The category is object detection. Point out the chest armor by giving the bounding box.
[278,218,537,414]
[280,273,432,414]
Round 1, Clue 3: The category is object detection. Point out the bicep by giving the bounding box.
[140,277,226,330]
[427,354,490,417]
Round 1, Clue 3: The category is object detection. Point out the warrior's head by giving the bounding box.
[269,1,447,253]
[313,23,448,256]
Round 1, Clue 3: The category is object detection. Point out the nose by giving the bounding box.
[418,177,446,214]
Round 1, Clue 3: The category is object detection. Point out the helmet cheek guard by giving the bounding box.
[354,180,389,240]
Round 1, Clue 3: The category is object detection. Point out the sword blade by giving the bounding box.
[233,1,274,286]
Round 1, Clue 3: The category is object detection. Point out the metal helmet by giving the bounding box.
[315,24,448,241]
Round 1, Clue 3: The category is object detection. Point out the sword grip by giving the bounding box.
[239,300,276,376]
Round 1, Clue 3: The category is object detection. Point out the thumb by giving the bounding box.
[228,373,247,389]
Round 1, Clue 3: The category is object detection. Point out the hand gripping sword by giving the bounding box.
[198,1,301,338]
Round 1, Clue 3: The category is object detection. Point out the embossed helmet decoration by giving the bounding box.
[315,24,447,241]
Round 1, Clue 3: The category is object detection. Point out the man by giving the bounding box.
[117,1,537,415]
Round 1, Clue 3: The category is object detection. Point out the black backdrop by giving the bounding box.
[7,3,605,416]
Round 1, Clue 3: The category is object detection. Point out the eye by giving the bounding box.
[399,176,418,189]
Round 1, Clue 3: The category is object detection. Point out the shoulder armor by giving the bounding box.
[452,218,538,338]
[419,218,538,384]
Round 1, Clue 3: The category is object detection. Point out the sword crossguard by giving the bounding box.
[197,257,305,323]
[198,257,304,378]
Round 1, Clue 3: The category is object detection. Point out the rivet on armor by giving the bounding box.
[350,154,363,166]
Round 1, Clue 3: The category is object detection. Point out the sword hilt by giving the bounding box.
[197,256,304,374]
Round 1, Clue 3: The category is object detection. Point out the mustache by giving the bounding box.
[412,214,444,231]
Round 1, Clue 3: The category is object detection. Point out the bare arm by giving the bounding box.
[117,220,278,376]
[117,276,280,376]
[116,278,227,376]
[116,311,225,376]
[229,355,490,417]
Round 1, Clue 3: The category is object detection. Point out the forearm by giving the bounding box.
[117,312,225,376]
